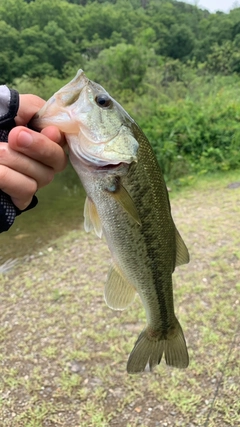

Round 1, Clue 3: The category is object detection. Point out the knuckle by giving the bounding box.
[55,160,66,173]
[46,169,55,184]
[0,144,9,160]
[21,177,38,198]
[29,180,38,196]
[55,152,68,173]
[0,165,8,182]
[38,168,55,189]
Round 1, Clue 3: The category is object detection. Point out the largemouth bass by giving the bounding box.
[32,69,190,373]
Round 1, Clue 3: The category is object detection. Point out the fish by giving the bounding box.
[31,69,190,373]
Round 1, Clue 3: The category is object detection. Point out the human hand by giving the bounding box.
[0,94,67,210]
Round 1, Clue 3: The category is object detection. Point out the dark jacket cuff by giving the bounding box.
[0,86,38,233]
[0,87,19,131]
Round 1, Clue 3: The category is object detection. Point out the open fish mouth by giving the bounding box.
[94,162,132,175]
[96,162,124,171]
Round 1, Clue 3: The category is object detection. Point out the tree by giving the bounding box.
[165,24,195,60]
[205,41,240,75]
[85,43,148,93]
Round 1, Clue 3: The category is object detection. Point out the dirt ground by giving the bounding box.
[0,173,239,427]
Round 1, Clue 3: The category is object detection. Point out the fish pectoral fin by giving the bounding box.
[83,196,102,238]
[106,183,141,226]
[104,264,136,310]
[175,227,190,267]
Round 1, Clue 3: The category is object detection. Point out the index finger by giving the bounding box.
[15,94,45,126]
[8,127,68,173]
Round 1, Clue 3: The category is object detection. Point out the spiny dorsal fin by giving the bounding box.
[83,196,102,238]
[106,182,141,226]
[175,227,190,267]
[104,263,136,310]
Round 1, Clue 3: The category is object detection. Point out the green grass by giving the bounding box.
[0,171,240,426]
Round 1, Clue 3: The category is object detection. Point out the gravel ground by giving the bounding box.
[0,173,239,427]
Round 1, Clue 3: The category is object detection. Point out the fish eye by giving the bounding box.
[95,94,112,109]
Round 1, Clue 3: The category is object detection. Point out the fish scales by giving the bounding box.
[31,69,190,373]
[80,126,175,329]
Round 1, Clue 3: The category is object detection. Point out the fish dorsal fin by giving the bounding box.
[83,196,102,238]
[175,227,190,267]
[106,182,141,226]
[104,263,136,310]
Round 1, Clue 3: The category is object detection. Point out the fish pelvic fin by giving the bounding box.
[127,317,189,374]
[104,263,136,310]
[84,196,102,238]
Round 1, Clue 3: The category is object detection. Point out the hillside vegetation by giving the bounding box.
[1,0,240,179]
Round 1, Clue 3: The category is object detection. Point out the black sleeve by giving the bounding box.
[0,86,38,233]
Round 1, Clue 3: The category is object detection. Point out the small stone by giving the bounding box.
[70,361,82,373]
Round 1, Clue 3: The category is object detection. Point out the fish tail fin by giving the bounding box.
[127,317,189,374]
[164,317,189,369]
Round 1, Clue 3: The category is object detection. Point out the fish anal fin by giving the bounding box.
[84,196,102,238]
[104,264,136,310]
[175,227,190,267]
[106,182,141,226]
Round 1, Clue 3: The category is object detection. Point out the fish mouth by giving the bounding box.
[91,162,132,175]
[96,162,124,171]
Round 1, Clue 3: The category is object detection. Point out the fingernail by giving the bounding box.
[18,131,33,147]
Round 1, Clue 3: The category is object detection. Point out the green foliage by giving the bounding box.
[0,0,238,82]
[123,68,240,180]
[204,41,240,75]
[1,0,240,181]
[1,0,240,82]
[85,43,149,92]
[164,24,195,60]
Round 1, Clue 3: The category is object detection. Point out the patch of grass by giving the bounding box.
[15,401,57,427]
[58,370,83,396]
